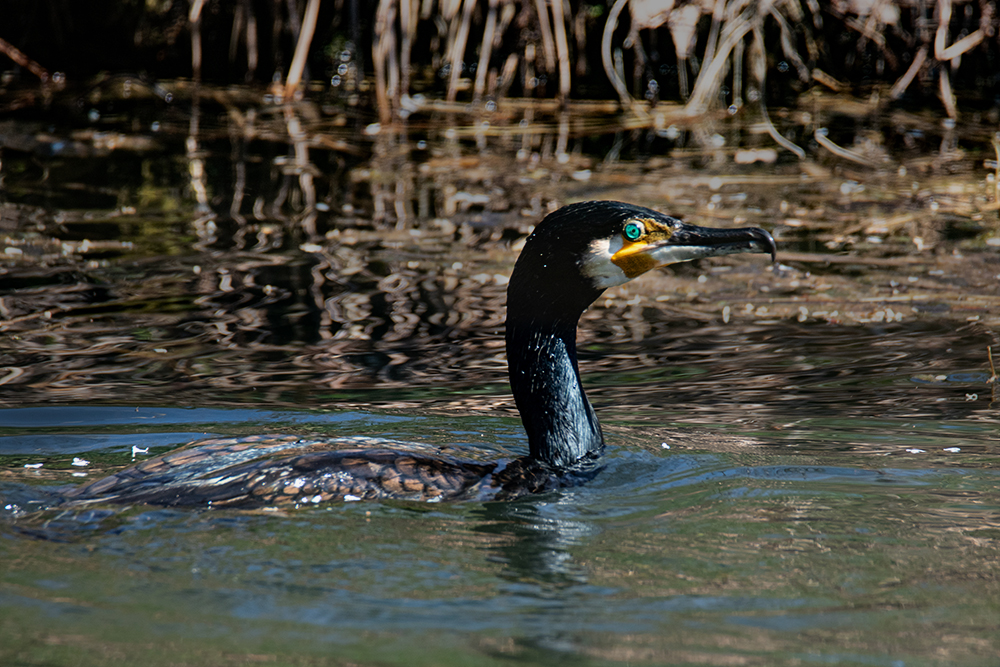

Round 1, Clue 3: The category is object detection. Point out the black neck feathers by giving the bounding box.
[505,315,604,469]
[504,206,611,469]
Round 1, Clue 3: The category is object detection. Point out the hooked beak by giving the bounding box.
[665,222,777,263]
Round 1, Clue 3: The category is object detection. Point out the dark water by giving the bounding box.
[1,89,1000,665]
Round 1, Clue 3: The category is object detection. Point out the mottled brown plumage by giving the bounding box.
[63,435,585,506]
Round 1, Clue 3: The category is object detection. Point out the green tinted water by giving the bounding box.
[2,406,998,666]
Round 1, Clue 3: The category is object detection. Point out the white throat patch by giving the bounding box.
[579,236,629,288]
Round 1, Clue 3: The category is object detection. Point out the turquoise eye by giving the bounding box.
[623,222,643,241]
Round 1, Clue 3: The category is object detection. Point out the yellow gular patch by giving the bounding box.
[610,240,657,278]
[610,220,675,279]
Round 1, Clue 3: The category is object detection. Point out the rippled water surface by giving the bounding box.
[2,398,998,666]
[2,88,1000,665]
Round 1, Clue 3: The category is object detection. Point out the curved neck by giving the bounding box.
[505,310,604,469]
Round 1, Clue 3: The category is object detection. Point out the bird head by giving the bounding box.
[508,201,775,318]
[575,201,776,289]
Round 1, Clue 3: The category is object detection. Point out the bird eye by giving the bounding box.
[623,221,644,241]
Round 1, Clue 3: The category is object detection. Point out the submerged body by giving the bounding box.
[64,201,775,508]
[63,435,598,507]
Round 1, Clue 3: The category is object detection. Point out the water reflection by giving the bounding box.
[1,89,998,472]
[466,500,597,659]
[476,500,594,587]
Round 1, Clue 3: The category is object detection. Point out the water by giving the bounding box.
[2,400,998,666]
[2,89,1000,665]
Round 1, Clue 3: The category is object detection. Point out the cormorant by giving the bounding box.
[63,201,775,508]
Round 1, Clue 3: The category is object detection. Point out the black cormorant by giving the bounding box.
[64,201,775,508]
